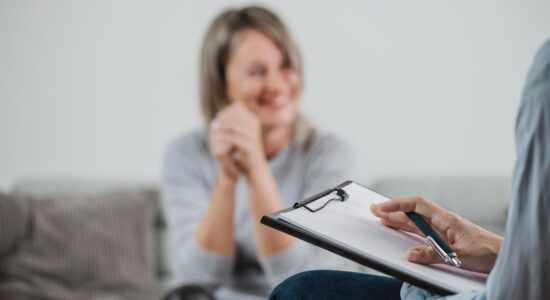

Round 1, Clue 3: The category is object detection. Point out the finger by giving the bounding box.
[218,130,253,154]
[372,200,453,242]
[210,120,227,141]
[220,154,240,177]
[372,197,444,222]
[217,103,257,126]
[381,211,424,232]
[384,211,412,224]
[216,123,250,139]
[379,219,424,237]
[406,245,442,265]
[210,130,232,151]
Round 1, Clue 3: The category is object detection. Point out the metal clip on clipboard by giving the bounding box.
[293,188,349,213]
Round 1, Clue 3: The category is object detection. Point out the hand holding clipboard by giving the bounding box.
[261,181,500,295]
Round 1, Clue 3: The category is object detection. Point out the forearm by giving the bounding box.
[195,173,236,255]
[246,160,295,256]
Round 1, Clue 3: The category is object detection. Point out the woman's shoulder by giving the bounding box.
[292,118,348,153]
[298,128,351,156]
[311,130,348,147]
[164,128,211,163]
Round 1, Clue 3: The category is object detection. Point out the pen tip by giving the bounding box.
[451,257,462,268]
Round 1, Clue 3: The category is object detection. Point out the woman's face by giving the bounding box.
[225,29,301,131]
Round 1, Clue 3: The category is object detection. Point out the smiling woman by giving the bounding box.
[161,6,355,300]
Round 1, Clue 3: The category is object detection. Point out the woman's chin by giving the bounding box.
[260,114,297,132]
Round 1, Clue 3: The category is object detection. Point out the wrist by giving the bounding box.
[489,234,503,256]
[245,157,270,184]
[216,170,238,189]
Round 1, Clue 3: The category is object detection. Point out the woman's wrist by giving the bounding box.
[216,169,238,190]
[245,156,270,184]
[487,232,504,257]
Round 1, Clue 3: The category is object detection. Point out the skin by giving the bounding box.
[195,29,302,257]
[370,196,504,274]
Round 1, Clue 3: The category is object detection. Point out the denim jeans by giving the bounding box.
[269,270,403,300]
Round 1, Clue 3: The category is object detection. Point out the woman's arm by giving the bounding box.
[246,159,295,256]
[194,173,236,256]
[211,103,294,256]
[162,133,236,287]
[193,121,244,256]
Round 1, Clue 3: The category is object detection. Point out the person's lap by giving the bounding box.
[269,270,403,300]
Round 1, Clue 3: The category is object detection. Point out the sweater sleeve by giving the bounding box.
[258,133,357,286]
[161,134,235,288]
[401,92,550,299]
[401,38,550,300]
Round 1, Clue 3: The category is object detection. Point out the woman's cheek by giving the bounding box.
[288,72,302,100]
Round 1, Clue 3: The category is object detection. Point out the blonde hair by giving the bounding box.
[199,6,303,124]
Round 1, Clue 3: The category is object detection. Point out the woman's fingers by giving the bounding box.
[372,197,435,218]
[371,198,455,244]
[216,102,259,130]
[219,153,240,177]
[215,122,250,141]
[406,245,442,265]
[379,218,425,237]
[370,204,417,230]
[371,197,453,226]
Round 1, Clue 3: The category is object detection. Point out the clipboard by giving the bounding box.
[260,180,487,296]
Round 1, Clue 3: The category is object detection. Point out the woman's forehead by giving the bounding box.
[229,29,284,65]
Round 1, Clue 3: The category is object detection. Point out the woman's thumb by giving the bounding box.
[406,245,441,265]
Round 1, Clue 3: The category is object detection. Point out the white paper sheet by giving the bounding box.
[278,182,487,293]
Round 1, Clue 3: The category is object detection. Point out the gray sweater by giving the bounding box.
[162,128,355,299]
[401,38,550,299]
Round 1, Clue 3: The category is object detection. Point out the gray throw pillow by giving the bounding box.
[0,190,157,300]
[0,193,31,258]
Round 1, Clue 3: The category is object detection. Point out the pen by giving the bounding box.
[405,212,462,267]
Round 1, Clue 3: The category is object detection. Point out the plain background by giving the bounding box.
[1,0,549,190]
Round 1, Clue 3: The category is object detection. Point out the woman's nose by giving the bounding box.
[264,71,289,98]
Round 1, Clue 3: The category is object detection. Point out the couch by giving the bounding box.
[0,176,510,299]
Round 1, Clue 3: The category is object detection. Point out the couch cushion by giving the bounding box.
[0,193,31,257]
[0,189,157,300]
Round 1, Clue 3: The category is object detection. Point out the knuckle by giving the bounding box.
[414,196,427,204]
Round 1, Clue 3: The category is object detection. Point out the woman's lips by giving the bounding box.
[260,97,289,109]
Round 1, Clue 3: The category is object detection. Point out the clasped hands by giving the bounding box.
[370,196,503,273]
[209,102,265,179]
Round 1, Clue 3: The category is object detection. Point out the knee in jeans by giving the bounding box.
[269,270,322,299]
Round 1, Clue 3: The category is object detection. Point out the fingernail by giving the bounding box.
[409,250,421,262]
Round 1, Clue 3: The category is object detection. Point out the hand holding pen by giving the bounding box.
[370,196,503,274]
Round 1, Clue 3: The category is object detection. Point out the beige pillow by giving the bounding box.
[0,190,157,300]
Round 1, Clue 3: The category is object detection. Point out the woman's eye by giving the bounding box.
[249,67,266,76]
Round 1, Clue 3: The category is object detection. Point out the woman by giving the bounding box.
[162,6,354,299]
[270,39,550,299]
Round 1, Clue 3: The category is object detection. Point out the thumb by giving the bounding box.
[406,245,441,265]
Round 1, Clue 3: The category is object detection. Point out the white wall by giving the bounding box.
[1,0,549,190]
